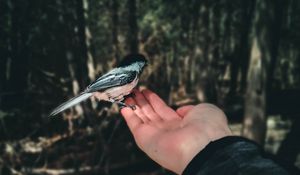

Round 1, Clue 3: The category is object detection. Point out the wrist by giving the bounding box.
[178,138,210,174]
[178,126,232,174]
[182,136,259,175]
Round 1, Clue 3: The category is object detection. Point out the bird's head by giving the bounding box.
[119,54,148,73]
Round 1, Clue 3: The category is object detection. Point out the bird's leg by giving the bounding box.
[124,92,135,98]
[116,101,136,110]
[109,99,136,110]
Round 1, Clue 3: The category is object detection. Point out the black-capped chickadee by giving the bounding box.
[49,54,147,116]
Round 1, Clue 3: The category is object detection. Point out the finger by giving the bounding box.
[133,105,151,123]
[176,105,194,118]
[142,89,180,121]
[120,107,143,132]
[125,97,150,123]
[133,90,162,121]
[125,97,136,105]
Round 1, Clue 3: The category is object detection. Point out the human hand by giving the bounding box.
[120,89,232,174]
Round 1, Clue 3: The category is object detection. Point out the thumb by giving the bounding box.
[176,105,194,118]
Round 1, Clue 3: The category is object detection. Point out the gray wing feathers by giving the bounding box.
[86,71,136,92]
[49,93,92,116]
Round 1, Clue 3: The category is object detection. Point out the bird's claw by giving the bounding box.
[129,105,136,110]
[125,93,135,98]
[116,101,136,110]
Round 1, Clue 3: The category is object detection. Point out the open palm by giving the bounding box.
[121,89,231,174]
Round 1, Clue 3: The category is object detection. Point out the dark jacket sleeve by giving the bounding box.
[182,136,289,175]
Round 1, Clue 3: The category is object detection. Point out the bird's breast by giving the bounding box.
[103,76,139,101]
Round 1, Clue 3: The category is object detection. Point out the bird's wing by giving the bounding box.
[85,70,137,93]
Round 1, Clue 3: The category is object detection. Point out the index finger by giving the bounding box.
[120,107,143,132]
[141,89,180,120]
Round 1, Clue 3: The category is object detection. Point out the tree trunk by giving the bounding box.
[242,0,286,145]
[76,0,91,88]
[0,0,9,108]
[230,1,255,95]
[76,0,97,116]
[127,0,138,53]
[239,0,256,93]
[111,0,120,61]
[242,37,267,144]
[4,1,29,110]
[266,0,287,95]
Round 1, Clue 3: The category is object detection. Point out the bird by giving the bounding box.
[49,54,147,116]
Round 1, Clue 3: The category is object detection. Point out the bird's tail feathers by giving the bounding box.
[49,93,93,116]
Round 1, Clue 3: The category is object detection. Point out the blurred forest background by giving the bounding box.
[1,0,300,174]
